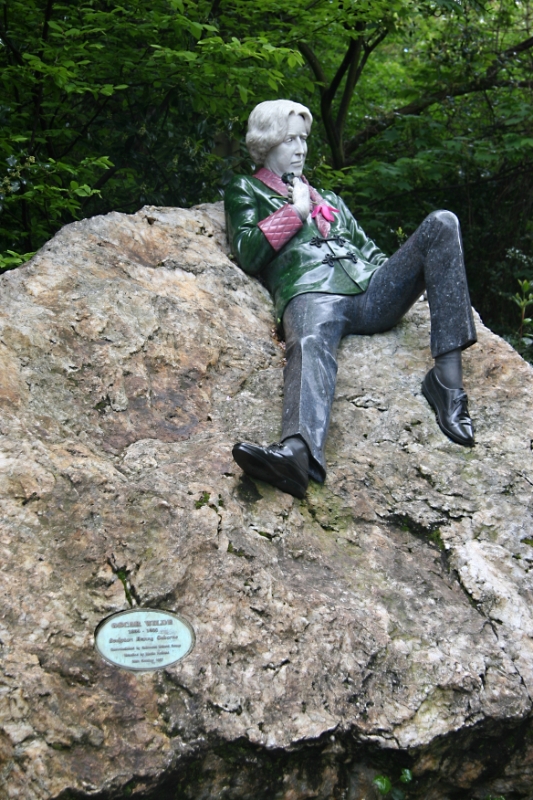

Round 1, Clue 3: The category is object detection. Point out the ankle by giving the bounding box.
[434,348,463,390]
[282,436,310,466]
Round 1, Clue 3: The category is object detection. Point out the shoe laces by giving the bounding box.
[453,390,468,408]
[453,391,471,423]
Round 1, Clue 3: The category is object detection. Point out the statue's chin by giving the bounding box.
[263,161,305,178]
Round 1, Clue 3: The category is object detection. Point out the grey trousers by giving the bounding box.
[280,210,477,482]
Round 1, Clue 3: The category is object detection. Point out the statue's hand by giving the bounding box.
[290,179,311,221]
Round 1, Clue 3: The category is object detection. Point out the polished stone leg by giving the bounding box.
[280,210,477,480]
[281,293,351,482]
[355,210,477,357]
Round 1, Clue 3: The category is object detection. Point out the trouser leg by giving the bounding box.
[279,210,477,481]
[355,210,476,356]
[281,293,352,483]
[434,347,463,389]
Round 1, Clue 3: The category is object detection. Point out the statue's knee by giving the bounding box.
[285,333,321,359]
[300,333,327,354]
[427,209,459,231]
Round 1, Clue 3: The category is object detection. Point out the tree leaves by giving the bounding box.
[0,0,301,253]
[1,0,532,347]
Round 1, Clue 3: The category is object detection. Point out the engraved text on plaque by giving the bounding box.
[95,608,195,671]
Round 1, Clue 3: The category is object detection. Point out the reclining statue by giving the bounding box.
[225,99,477,499]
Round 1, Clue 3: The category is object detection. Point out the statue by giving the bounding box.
[224,99,477,498]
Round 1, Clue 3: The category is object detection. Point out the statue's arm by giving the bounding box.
[225,176,302,275]
[336,195,388,266]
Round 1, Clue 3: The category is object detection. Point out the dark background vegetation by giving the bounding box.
[1,0,532,353]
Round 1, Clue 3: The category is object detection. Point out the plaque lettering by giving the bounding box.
[95,609,195,672]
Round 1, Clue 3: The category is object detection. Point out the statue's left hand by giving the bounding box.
[290,179,311,221]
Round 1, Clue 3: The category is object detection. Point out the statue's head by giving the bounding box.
[246,100,313,176]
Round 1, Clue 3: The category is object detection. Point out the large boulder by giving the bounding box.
[0,202,532,799]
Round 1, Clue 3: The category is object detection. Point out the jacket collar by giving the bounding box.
[253,167,324,201]
[253,167,290,196]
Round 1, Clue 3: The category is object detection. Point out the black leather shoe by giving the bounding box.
[232,441,309,498]
[422,368,474,446]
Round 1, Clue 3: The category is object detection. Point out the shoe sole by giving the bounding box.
[422,381,474,447]
[232,445,307,499]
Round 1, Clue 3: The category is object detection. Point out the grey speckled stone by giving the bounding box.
[0,202,532,799]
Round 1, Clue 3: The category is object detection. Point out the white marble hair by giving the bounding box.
[246,99,313,165]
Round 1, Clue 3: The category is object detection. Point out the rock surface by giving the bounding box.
[0,202,532,799]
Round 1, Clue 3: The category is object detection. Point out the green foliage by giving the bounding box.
[0,249,36,271]
[373,770,505,800]
[194,491,211,509]
[0,0,301,257]
[511,278,533,339]
[373,767,413,798]
[374,775,393,795]
[115,569,133,606]
[0,151,112,252]
[485,247,533,361]
[503,270,533,362]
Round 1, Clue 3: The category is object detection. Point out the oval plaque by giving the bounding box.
[95,608,195,672]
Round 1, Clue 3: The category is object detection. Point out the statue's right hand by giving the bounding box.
[291,179,311,221]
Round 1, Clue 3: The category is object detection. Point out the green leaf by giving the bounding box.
[400,769,412,783]
[0,250,36,271]
[74,184,95,197]
[373,776,392,795]
[188,20,203,39]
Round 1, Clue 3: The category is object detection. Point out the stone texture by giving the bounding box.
[0,202,532,799]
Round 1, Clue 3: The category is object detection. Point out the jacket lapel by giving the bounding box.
[253,168,289,196]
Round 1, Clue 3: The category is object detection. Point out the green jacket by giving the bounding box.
[224,170,388,324]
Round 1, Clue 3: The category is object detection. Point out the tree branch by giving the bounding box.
[490,34,533,74]
[40,0,54,44]
[298,40,327,87]
[86,165,120,195]
[336,26,388,144]
[61,97,113,158]
[327,35,360,103]
[332,37,363,158]
[298,40,349,167]
[345,33,533,163]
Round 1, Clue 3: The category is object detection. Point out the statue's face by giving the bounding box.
[264,114,308,177]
